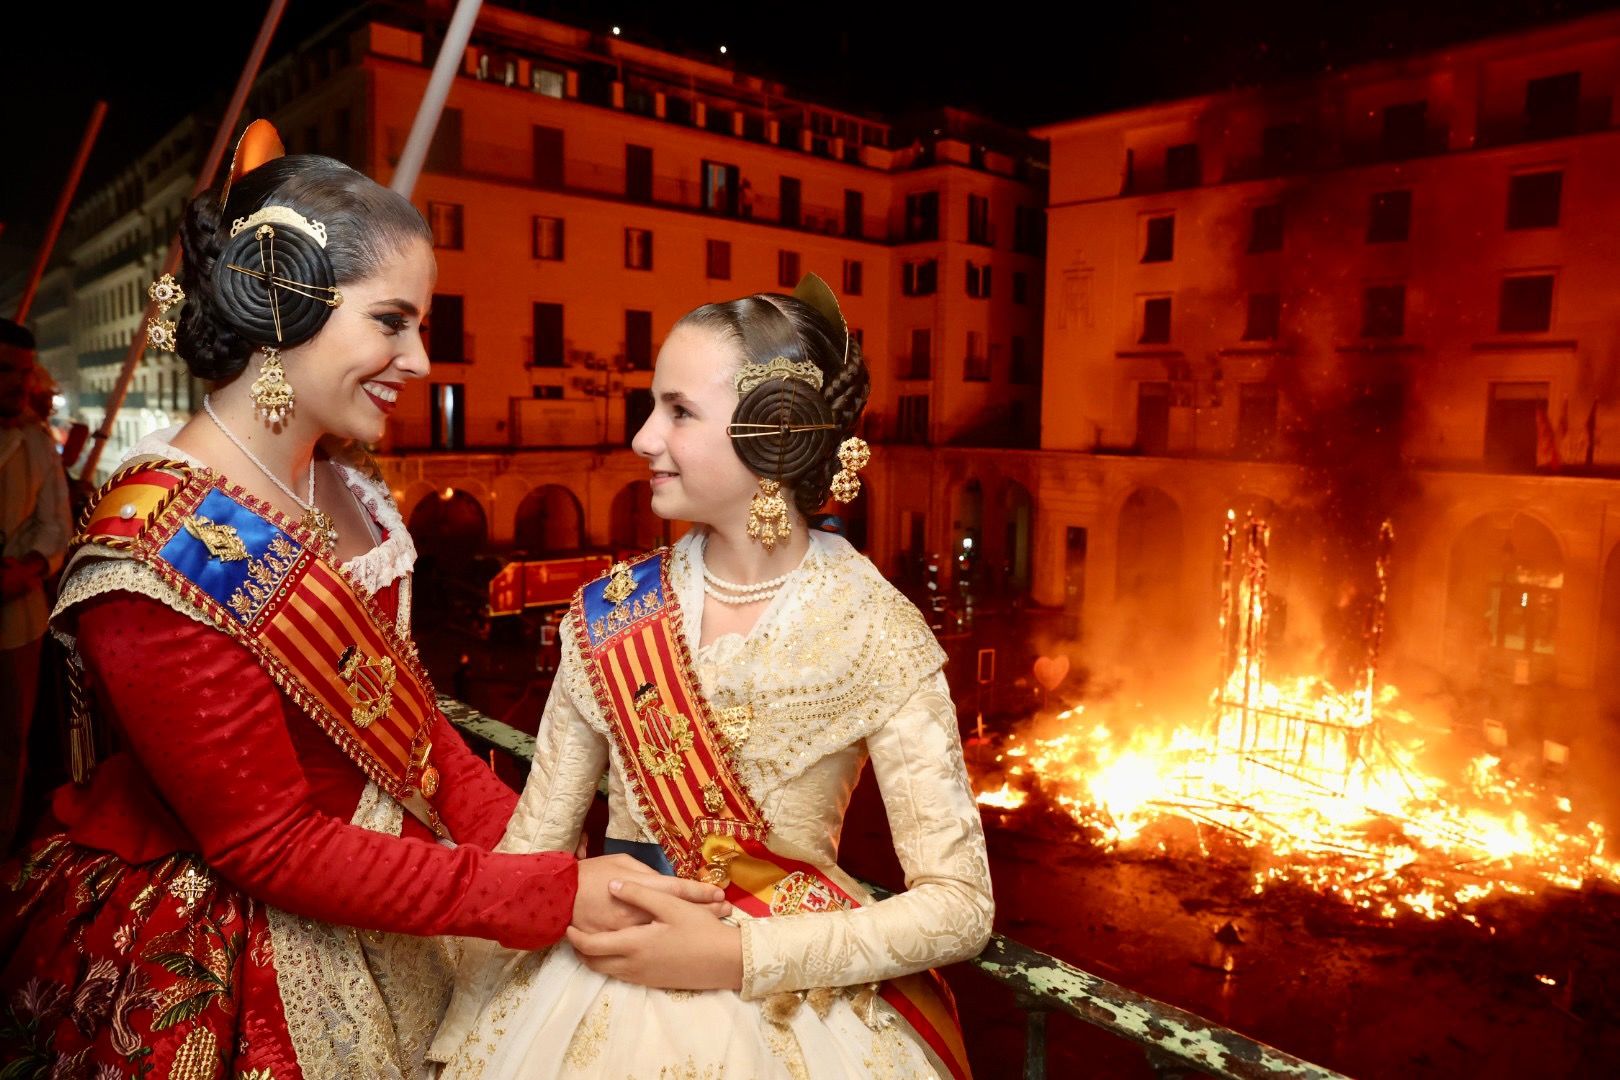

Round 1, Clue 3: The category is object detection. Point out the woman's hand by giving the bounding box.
[572,855,728,934]
[566,878,744,991]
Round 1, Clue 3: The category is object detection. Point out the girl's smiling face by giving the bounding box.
[630,324,763,529]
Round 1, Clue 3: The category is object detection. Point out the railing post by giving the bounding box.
[1016,992,1047,1080]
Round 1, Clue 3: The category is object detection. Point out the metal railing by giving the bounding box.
[439,696,1345,1080]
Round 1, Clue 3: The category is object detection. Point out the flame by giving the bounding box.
[974,515,1620,921]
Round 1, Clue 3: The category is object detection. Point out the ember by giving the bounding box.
[977,512,1620,921]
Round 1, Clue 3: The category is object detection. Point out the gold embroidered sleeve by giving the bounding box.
[429,644,608,1062]
[739,670,994,998]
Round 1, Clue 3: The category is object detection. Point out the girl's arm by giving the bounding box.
[740,669,994,997]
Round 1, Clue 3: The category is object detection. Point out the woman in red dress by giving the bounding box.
[0,123,720,1079]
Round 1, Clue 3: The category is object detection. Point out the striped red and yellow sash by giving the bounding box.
[574,551,971,1079]
[70,461,447,837]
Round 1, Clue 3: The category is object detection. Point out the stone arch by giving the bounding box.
[1001,479,1035,594]
[408,488,489,557]
[513,484,586,555]
[1444,510,1564,683]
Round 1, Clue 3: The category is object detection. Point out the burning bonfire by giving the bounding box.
[975,512,1620,921]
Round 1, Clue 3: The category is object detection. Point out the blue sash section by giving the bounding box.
[580,554,665,648]
[155,488,304,624]
[603,837,676,876]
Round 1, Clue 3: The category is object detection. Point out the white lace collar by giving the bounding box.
[122,425,416,594]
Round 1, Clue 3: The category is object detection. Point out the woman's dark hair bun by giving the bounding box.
[210,221,337,349]
[176,195,255,380]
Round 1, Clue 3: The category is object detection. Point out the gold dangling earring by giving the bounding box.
[249,346,295,423]
[746,478,791,551]
[830,437,871,503]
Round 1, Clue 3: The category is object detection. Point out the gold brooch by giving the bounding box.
[182,515,249,561]
[603,560,636,605]
[633,682,693,778]
[337,645,397,729]
[145,273,186,353]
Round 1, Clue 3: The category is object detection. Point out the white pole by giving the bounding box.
[391,0,485,199]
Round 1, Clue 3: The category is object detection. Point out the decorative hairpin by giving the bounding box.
[230,205,329,247]
[734,355,824,396]
[144,274,186,352]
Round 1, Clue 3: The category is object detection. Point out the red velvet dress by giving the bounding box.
[0,571,575,1077]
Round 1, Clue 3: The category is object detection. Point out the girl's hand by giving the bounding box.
[566,878,744,991]
[572,856,728,934]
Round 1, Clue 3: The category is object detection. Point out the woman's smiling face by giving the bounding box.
[276,235,435,443]
[630,323,763,529]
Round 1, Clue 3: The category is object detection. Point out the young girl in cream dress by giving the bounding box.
[431,279,993,1078]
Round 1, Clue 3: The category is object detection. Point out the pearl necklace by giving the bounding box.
[701,550,793,606]
[202,394,339,555]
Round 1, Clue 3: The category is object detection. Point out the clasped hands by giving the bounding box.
[568,848,745,992]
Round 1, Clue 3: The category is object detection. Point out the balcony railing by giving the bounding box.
[441,697,1347,1080]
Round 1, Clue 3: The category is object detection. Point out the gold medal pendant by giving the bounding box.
[302,506,339,557]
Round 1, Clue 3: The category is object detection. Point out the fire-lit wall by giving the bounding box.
[1035,12,1620,723]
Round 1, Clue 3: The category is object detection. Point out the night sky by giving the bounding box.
[3,0,1617,283]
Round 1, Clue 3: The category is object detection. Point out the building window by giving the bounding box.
[1012,270,1029,304]
[966,261,992,299]
[1243,292,1281,341]
[904,191,940,242]
[1366,190,1411,243]
[1381,100,1429,158]
[428,293,467,361]
[428,202,463,249]
[702,160,739,214]
[1498,273,1554,333]
[533,125,564,188]
[1261,123,1304,173]
[533,66,566,98]
[1165,142,1201,188]
[844,189,864,238]
[1142,214,1174,262]
[1011,207,1042,256]
[1361,284,1406,338]
[779,176,802,227]
[706,239,731,280]
[1507,171,1562,229]
[902,259,938,296]
[1010,336,1035,385]
[905,329,932,379]
[777,249,800,287]
[965,331,990,381]
[531,302,563,367]
[625,309,653,370]
[624,227,653,270]
[843,259,863,296]
[896,394,930,444]
[1485,381,1550,471]
[1236,383,1279,459]
[430,383,465,449]
[1136,382,1170,455]
[1525,72,1581,139]
[1140,296,1171,344]
[532,215,564,260]
[968,194,992,244]
[625,144,652,202]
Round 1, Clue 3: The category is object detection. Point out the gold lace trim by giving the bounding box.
[268,781,452,1077]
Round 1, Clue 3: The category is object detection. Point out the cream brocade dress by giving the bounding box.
[430,529,994,1078]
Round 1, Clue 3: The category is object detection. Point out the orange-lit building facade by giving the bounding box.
[257,6,1047,569]
[1036,11,1620,728]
